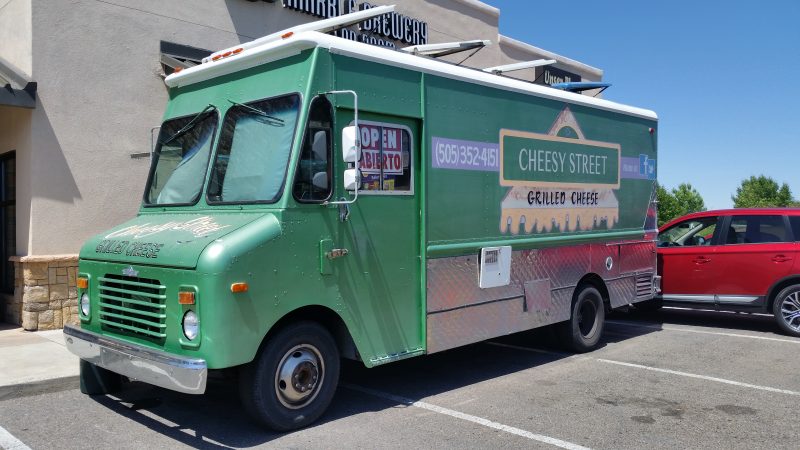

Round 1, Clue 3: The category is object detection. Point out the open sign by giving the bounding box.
[359,124,404,175]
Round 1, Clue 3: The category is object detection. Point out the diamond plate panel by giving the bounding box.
[426,239,657,353]
[607,276,637,309]
[427,255,522,313]
[620,241,657,274]
[589,244,619,279]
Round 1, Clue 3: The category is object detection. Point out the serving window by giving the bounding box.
[357,122,413,194]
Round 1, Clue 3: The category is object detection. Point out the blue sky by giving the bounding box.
[484,1,800,209]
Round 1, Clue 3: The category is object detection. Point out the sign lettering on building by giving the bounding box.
[277,0,428,48]
[534,66,582,86]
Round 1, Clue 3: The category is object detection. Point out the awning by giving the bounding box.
[550,81,611,95]
[0,56,36,109]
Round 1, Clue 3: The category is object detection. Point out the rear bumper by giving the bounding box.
[63,324,207,395]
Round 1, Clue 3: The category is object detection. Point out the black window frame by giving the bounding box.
[292,95,334,204]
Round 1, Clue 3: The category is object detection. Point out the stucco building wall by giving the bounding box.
[2,0,603,328]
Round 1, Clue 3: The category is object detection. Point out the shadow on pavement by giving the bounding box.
[88,323,661,448]
[613,306,783,335]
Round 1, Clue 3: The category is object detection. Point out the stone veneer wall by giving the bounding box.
[7,255,80,330]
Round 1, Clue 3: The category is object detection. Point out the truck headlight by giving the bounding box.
[80,293,90,316]
[182,310,199,341]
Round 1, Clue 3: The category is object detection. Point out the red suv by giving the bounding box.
[655,209,800,337]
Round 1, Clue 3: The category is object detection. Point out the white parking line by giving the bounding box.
[485,342,800,397]
[0,425,31,450]
[343,383,591,450]
[596,359,800,396]
[606,320,800,344]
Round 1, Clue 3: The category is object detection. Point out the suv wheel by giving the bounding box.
[773,285,800,337]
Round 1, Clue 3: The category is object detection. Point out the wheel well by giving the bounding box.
[576,273,610,311]
[259,305,358,362]
[766,276,800,312]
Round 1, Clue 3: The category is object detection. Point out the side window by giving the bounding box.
[728,215,789,244]
[790,216,800,241]
[658,217,718,247]
[358,123,412,193]
[292,97,333,202]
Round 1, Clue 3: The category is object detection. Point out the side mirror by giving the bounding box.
[312,172,329,190]
[343,169,360,191]
[342,126,360,163]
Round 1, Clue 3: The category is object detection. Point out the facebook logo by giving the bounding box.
[639,154,656,180]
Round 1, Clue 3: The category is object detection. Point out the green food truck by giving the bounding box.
[64,7,659,431]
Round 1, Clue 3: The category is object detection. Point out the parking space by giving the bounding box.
[2,307,799,449]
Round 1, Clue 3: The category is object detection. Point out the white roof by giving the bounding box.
[164,31,657,121]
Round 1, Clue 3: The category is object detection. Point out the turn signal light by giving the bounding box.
[178,291,196,305]
[77,277,88,289]
[173,67,183,73]
[281,31,294,39]
[231,282,249,293]
[212,54,223,61]
[232,47,244,55]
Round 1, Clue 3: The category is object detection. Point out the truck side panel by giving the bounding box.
[422,73,657,353]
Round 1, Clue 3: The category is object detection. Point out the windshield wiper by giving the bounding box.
[228,100,285,125]
[160,104,217,145]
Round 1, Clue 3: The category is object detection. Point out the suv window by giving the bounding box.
[789,216,800,241]
[727,215,789,244]
[658,217,718,247]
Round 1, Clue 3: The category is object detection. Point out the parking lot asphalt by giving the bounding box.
[1,307,798,450]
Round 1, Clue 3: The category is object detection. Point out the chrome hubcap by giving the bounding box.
[780,292,800,332]
[275,344,324,409]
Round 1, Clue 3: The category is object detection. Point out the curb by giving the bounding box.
[0,376,79,402]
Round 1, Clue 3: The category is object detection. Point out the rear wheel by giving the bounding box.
[79,360,123,395]
[239,321,340,431]
[558,285,605,352]
[773,285,800,337]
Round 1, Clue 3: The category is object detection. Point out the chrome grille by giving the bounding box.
[98,274,167,340]
[635,274,653,297]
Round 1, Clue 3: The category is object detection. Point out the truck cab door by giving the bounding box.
[332,111,423,364]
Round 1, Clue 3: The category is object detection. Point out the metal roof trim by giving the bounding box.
[165,32,656,121]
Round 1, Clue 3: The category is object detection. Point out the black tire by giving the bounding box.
[772,285,800,338]
[239,321,340,431]
[79,360,123,395]
[557,285,606,353]
[635,298,663,312]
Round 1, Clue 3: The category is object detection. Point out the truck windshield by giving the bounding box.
[145,107,218,205]
[207,94,300,203]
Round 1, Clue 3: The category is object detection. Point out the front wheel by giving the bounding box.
[557,285,605,353]
[239,321,340,431]
[773,285,800,337]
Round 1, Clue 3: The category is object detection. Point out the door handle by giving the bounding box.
[693,256,711,264]
[772,255,792,263]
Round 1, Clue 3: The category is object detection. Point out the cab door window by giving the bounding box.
[292,96,333,203]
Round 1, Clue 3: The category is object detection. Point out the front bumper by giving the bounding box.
[63,325,207,394]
